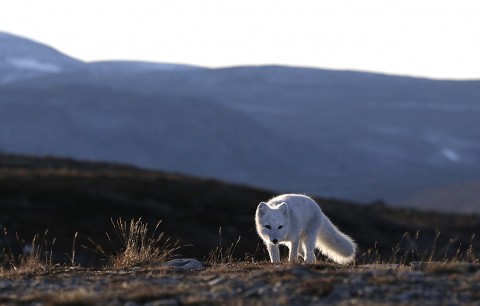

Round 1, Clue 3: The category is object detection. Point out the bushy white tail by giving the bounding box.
[316,215,356,264]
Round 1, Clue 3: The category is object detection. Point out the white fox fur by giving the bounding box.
[255,194,356,264]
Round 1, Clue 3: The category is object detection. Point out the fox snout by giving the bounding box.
[271,239,278,245]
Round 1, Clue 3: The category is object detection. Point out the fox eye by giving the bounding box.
[265,225,271,229]
[278,225,283,229]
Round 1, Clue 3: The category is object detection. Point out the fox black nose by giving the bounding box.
[272,239,278,244]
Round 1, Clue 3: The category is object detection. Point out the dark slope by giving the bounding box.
[1,154,480,266]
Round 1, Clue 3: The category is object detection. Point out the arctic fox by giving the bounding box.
[255,194,356,264]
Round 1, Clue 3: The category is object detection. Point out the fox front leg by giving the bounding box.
[267,243,280,263]
[288,240,300,262]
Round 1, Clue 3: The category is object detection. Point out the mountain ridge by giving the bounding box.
[1,32,480,212]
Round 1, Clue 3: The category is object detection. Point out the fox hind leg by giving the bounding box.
[304,224,322,263]
[303,236,317,263]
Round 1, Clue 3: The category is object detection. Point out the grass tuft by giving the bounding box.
[1,229,57,274]
[206,227,242,265]
[91,218,179,269]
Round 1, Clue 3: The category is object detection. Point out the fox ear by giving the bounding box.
[278,202,288,216]
[257,202,268,217]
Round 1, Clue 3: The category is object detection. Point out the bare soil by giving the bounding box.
[2,261,480,305]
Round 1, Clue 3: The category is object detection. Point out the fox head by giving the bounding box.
[255,202,289,245]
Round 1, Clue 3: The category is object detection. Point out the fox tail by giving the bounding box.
[316,214,357,264]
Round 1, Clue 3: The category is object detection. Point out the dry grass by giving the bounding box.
[357,230,479,267]
[1,230,57,275]
[209,228,480,269]
[2,220,478,276]
[206,227,243,265]
[90,218,179,269]
[1,218,179,275]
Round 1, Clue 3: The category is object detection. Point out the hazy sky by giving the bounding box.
[1,1,480,79]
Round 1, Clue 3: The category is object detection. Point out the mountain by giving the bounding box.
[0,32,84,84]
[406,180,480,212]
[87,60,201,74]
[1,32,480,212]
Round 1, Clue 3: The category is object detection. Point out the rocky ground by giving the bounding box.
[2,261,480,305]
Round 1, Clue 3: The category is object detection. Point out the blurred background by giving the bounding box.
[1,1,480,264]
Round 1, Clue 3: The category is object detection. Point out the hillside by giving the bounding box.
[1,154,480,267]
[0,32,83,84]
[1,32,480,212]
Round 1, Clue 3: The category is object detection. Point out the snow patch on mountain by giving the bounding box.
[7,57,62,73]
[442,148,460,162]
[88,61,202,73]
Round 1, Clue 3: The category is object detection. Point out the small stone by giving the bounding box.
[164,258,204,271]
[145,299,179,306]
